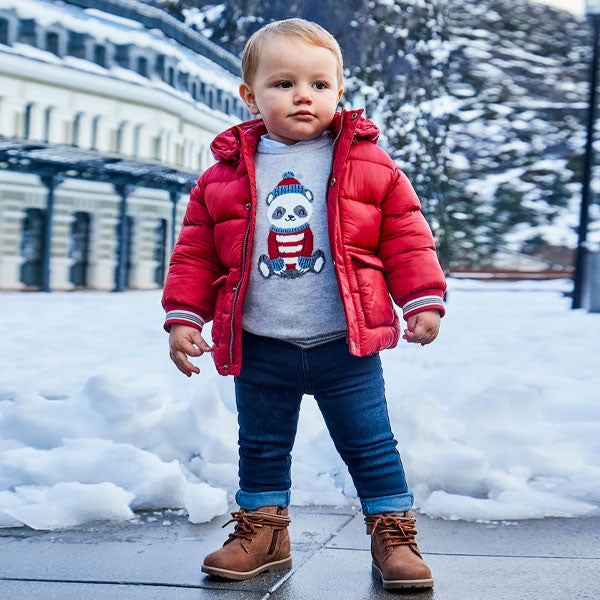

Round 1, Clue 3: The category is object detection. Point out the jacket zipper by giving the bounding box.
[328,111,345,187]
[229,201,252,366]
[228,142,255,366]
[228,111,347,368]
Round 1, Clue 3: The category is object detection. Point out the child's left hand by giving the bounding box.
[402,310,441,346]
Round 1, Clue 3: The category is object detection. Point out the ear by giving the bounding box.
[305,190,313,202]
[266,192,274,206]
[239,82,261,116]
[336,87,344,105]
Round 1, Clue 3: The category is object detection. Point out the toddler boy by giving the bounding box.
[163,18,445,590]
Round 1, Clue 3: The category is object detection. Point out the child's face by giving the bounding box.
[239,35,343,145]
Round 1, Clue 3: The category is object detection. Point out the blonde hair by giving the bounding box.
[241,18,344,88]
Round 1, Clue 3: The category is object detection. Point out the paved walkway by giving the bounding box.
[1,504,599,599]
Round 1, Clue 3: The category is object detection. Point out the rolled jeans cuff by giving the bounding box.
[361,491,414,515]
[235,489,291,510]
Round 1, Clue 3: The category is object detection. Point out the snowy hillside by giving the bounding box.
[1,281,598,530]
[162,0,595,268]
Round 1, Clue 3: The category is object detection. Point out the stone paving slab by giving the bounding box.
[0,580,266,600]
[328,512,600,559]
[269,547,600,600]
[1,505,599,599]
[0,506,351,595]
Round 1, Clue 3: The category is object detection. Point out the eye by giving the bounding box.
[272,206,286,219]
[276,81,293,88]
[294,205,307,218]
[313,82,328,90]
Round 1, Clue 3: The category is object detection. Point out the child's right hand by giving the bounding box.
[168,324,213,377]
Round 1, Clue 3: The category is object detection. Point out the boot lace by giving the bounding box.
[364,514,419,553]
[223,510,290,544]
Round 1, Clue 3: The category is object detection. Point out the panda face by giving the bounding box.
[267,192,313,229]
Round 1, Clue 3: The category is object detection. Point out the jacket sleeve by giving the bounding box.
[377,166,446,319]
[161,176,226,331]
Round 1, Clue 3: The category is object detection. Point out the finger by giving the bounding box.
[420,327,440,346]
[173,340,203,357]
[170,350,200,376]
[191,331,213,353]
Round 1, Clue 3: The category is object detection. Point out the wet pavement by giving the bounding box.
[1,504,599,599]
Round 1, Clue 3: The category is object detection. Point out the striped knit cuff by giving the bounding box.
[402,294,445,319]
[164,310,205,331]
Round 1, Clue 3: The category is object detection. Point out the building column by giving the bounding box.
[0,99,17,137]
[40,173,62,292]
[128,216,159,289]
[114,183,132,292]
[28,104,44,141]
[0,201,25,289]
[87,210,118,290]
[120,122,133,155]
[77,113,92,149]
[95,116,110,152]
[49,210,75,290]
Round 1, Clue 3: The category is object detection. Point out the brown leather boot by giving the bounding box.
[201,506,292,580]
[365,511,434,590]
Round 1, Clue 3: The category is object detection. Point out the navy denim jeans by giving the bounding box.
[233,330,414,515]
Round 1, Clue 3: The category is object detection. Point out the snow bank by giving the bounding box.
[0,279,598,528]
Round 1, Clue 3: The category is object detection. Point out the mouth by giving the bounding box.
[291,111,314,118]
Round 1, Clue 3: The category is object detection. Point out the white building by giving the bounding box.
[0,0,245,290]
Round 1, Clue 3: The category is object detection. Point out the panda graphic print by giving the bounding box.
[258,172,326,279]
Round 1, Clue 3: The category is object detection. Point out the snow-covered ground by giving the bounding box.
[1,279,599,530]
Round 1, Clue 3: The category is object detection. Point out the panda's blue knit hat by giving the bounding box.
[271,172,306,198]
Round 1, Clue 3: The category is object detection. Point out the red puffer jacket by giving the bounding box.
[163,108,446,376]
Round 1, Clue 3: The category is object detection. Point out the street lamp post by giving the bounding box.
[573,2,600,308]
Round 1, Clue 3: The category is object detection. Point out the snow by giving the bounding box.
[0,279,598,529]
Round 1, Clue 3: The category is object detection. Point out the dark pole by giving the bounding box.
[170,188,179,251]
[114,183,132,292]
[40,173,61,292]
[573,14,600,309]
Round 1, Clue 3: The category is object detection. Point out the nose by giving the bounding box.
[294,84,312,104]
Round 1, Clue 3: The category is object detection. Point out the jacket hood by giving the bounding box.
[210,108,380,162]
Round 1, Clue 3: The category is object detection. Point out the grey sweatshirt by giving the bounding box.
[241,133,347,347]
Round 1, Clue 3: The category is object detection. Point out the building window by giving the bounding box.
[153,134,161,160]
[179,71,188,90]
[23,103,33,139]
[191,82,197,100]
[69,212,91,287]
[114,121,126,153]
[167,66,175,87]
[136,56,148,77]
[0,18,9,45]
[72,112,81,146]
[200,81,206,100]
[67,31,86,58]
[132,124,141,157]
[20,208,45,287]
[114,215,134,289]
[207,89,214,109]
[154,219,167,286]
[43,106,52,143]
[90,115,100,149]
[46,31,60,56]
[224,97,230,114]
[94,44,106,67]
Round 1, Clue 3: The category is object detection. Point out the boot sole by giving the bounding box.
[372,563,434,589]
[202,556,292,581]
